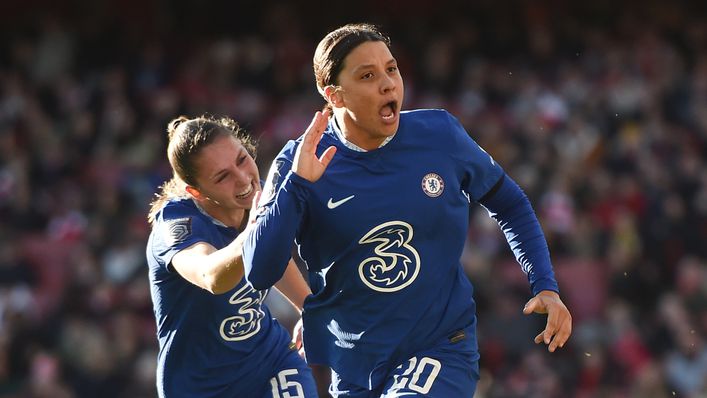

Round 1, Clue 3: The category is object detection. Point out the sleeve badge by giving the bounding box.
[164,217,192,245]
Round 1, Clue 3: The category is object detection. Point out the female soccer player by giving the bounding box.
[244,24,572,397]
[146,115,318,397]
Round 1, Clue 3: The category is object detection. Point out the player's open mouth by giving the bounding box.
[235,183,254,199]
[380,101,398,122]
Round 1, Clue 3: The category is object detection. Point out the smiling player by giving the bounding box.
[146,115,318,397]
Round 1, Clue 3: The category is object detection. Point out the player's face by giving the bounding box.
[192,134,260,211]
[335,40,404,149]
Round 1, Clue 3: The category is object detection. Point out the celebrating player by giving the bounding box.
[146,115,318,397]
[244,23,572,397]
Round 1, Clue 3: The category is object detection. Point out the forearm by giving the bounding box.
[243,171,312,290]
[274,260,312,313]
[203,233,248,294]
[480,175,559,295]
[171,237,246,295]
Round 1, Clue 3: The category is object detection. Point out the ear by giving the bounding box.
[185,185,205,201]
[324,85,343,107]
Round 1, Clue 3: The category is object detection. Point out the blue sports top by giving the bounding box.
[146,198,293,397]
[244,109,558,389]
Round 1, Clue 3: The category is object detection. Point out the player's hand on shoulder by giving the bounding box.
[292,110,336,183]
[291,317,306,359]
[523,290,572,352]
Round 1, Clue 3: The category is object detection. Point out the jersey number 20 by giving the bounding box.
[390,356,442,394]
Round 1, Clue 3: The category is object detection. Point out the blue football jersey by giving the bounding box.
[146,198,298,397]
[245,109,559,390]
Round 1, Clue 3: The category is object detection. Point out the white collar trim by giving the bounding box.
[332,117,394,152]
[191,198,228,228]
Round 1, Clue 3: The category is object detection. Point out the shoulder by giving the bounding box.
[399,108,467,145]
[400,109,461,134]
[159,198,200,222]
[151,199,209,250]
[401,108,452,124]
[152,199,203,236]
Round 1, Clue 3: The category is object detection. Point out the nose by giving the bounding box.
[232,166,251,186]
[380,73,396,94]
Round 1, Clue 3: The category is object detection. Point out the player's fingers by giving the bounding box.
[291,318,304,344]
[548,333,561,352]
[302,111,322,139]
[251,189,262,209]
[299,113,320,152]
[303,110,329,148]
[534,332,544,344]
[247,190,262,224]
[546,303,572,346]
[549,334,567,352]
[542,313,560,345]
[553,317,573,349]
[548,320,571,352]
[523,297,541,315]
[318,146,337,168]
[313,109,330,138]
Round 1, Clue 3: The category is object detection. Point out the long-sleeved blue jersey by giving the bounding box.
[244,109,558,390]
[146,198,300,397]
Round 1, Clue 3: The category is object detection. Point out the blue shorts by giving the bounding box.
[329,330,480,398]
[264,344,318,398]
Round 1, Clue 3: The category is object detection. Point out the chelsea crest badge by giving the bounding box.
[421,173,444,197]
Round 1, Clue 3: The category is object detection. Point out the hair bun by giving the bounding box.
[167,116,190,140]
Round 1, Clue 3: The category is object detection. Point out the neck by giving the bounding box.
[197,199,246,228]
[335,111,386,151]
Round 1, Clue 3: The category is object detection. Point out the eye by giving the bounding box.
[237,155,248,166]
[361,72,374,80]
[387,66,398,73]
[216,173,229,184]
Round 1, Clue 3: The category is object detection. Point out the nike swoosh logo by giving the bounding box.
[327,195,355,209]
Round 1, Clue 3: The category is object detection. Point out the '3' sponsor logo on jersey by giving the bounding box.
[358,221,420,292]
[219,284,267,341]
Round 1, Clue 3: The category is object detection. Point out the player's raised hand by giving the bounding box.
[523,290,572,352]
[290,317,306,359]
[246,189,262,226]
[292,110,337,182]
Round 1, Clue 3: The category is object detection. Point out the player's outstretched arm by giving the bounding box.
[479,175,572,351]
[171,236,247,295]
[292,110,336,182]
[171,192,262,295]
[523,290,572,352]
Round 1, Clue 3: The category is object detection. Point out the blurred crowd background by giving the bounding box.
[0,0,706,397]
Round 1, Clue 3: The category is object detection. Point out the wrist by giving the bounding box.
[537,290,560,299]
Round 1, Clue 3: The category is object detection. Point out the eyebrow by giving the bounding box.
[211,169,228,182]
[351,58,397,74]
